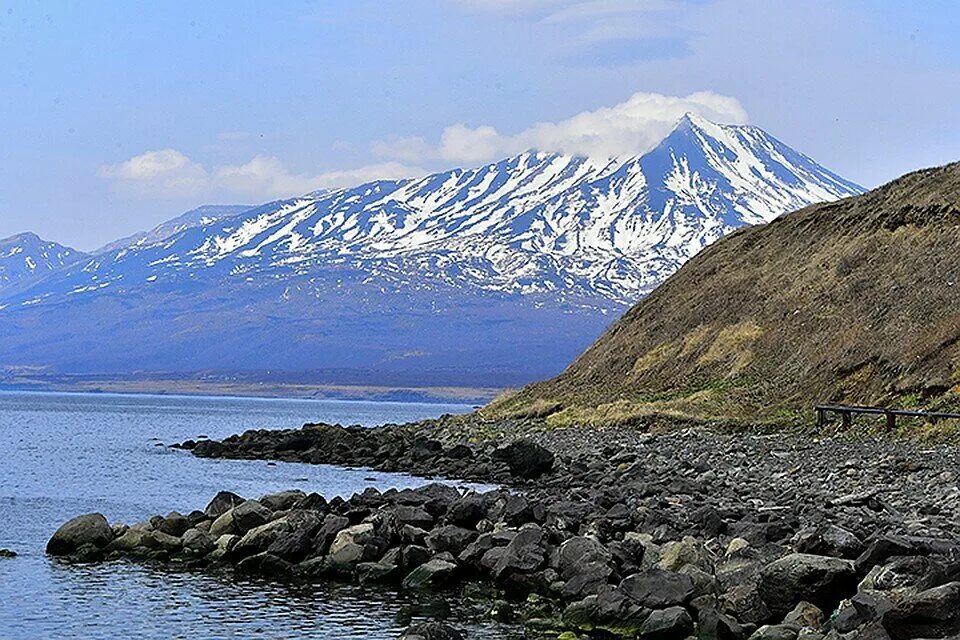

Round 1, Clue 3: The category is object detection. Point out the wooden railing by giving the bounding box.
[815,404,960,430]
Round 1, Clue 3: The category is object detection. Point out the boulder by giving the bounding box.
[859,555,945,594]
[209,533,239,560]
[698,606,746,640]
[783,601,824,629]
[721,582,771,626]
[639,606,694,640]
[236,552,293,576]
[108,528,181,554]
[401,558,457,589]
[328,523,379,566]
[47,513,114,556]
[882,581,960,640]
[391,505,434,530]
[181,528,215,555]
[492,525,548,582]
[748,625,798,640]
[153,512,191,537]
[562,562,615,600]
[267,527,314,562]
[313,514,350,555]
[491,439,555,479]
[794,525,864,560]
[204,491,245,518]
[760,553,856,616]
[561,587,649,636]
[620,568,695,608]
[558,536,613,579]
[0,549,17,558]
[209,500,271,537]
[233,518,293,558]
[658,536,710,572]
[425,525,476,556]
[259,490,306,512]
[446,493,486,528]
[398,622,464,640]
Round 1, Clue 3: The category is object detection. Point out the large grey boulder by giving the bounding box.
[639,606,694,640]
[47,513,114,556]
[493,525,548,581]
[760,553,856,616]
[209,500,271,537]
[425,525,476,556]
[883,581,960,640]
[491,439,555,479]
[204,491,245,518]
[401,557,457,589]
[620,568,695,608]
[259,490,306,512]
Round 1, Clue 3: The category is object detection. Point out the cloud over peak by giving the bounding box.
[100,91,746,202]
[374,90,748,165]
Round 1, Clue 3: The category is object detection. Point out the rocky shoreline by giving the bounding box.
[48,416,960,639]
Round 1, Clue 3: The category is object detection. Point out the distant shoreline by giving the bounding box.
[0,376,498,406]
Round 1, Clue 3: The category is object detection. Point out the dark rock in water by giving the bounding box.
[154,511,191,537]
[620,568,695,608]
[398,622,464,640]
[492,439,555,479]
[562,586,649,636]
[267,527,314,563]
[46,513,114,556]
[639,605,694,640]
[0,549,16,558]
[401,558,457,590]
[209,500,271,537]
[204,491,245,518]
[760,553,856,616]
[882,581,960,640]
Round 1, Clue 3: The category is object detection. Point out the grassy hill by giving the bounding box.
[490,162,960,425]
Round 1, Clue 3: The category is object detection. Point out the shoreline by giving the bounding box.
[47,417,960,639]
[0,379,497,406]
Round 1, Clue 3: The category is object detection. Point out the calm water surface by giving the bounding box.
[0,391,514,639]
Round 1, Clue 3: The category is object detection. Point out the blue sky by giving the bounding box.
[1,0,958,250]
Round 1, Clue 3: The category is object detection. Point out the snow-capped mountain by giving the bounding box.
[95,204,253,254]
[0,232,86,293]
[0,114,862,386]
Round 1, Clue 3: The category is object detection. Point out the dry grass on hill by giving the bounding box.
[490,162,960,425]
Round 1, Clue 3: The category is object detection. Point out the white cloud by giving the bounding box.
[100,151,424,200]
[374,91,748,165]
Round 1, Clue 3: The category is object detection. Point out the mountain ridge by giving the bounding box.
[0,115,863,387]
[0,232,87,294]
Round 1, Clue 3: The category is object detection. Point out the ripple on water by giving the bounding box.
[0,391,516,639]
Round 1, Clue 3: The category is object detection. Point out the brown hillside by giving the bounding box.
[491,162,960,424]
